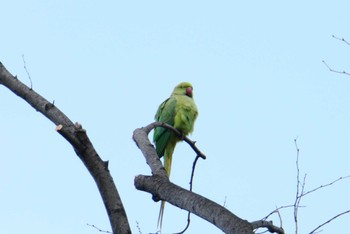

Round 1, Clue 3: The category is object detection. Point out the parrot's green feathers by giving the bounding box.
[153,82,198,231]
[153,82,198,158]
[153,97,177,157]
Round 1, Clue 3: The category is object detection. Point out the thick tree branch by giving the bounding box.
[133,124,283,234]
[134,174,253,234]
[0,62,130,234]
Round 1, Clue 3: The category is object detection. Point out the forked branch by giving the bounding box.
[322,35,350,76]
[0,62,130,234]
[133,123,284,234]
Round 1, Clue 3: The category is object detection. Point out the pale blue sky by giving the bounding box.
[1,1,350,233]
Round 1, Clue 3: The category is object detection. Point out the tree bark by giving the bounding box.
[0,62,131,234]
[133,122,285,234]
[1,61,284,234]
[133,123,255,234]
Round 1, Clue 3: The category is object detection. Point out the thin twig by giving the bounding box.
[21,54,33,89]
[262,205,296,221]
[136,221,143,234]
[262,139,350,234]
[322,35,350,77]
[223,196,227,208]
[86,223,112,233]
[302,175,350,197]
[293,138,308,234]
[175,212,191,234]
[293,138,350,233]
[189,155,201,192]
[294,138,302,234]
[309,209,350,234]
[332,35,350,46]
[175,155,202,234]
[276,206,283,229]
[322,60,350,76]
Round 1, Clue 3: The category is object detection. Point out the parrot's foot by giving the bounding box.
[178,131,185,140]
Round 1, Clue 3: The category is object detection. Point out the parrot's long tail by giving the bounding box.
[157,145,174,233]
[157,201,166,231]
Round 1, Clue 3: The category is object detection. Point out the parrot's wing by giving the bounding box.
[153,97,177,157]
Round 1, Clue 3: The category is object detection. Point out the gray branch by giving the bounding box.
[0,61,284,234]
[0,62,131,234]
[133,123,284,234]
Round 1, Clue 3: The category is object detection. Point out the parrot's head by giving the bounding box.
[173,82,194,98]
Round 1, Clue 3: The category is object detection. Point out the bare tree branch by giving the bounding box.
[251,220,285,234]
[323,35,350,76]
[133,124,254,233]
[262,139,350,234]
[292,139,350,233]
[302,175,350,197]
[309,209,350,234]
[87,223,112,233]
[134,171,254,234]
[0,62,131,234]
[322,60,350,76]
[293,138,306,234]
[174,153,203,234]
[332,35,350,46]
[262,205,296,221]
[0,61,286,234]
[133,123,284,234]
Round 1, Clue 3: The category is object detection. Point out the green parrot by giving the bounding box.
[153,81,198,230]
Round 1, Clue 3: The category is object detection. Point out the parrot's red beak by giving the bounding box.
[186,87,193,97]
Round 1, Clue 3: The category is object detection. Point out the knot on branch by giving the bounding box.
[44,101,55,111]
[134,174,170,202]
